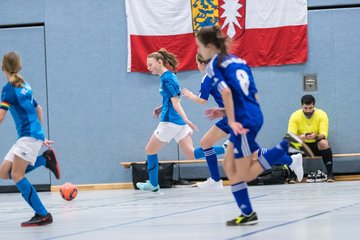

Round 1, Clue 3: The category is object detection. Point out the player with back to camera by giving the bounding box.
[195,26,313,226]
[183,54,305,188]
[0,51,60,227]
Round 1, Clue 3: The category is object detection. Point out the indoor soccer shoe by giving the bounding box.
[327,174,335,182]
[288,172,297,184]
[315,169,327,182]
[196,178,223,189]
[21,213,53,227]
[226,212,258,226]
[306,171,316,183]
[43,149,61,180]
[284,132,314,158]
[289,153,304,182]
[136,180,160,192]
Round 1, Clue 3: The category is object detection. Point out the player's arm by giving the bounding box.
[0,109,6,125]
[153,105,163,118]
[317,111,329,140]
[213,65,248,135]
[171,96,198,131]
[288,113,299,135]
[182,88,207,105]
[218,82,248,135]
[288,113,308,141]
[32,98,54,146]
[255,93,260,102]
[248,71,260,103]
[205,107,226,120]
[0,92,10,125]
[219,87,235,126]
[32,98,43,124]
[35,105,43,124]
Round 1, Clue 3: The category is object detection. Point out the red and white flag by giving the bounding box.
[126,0,308,72]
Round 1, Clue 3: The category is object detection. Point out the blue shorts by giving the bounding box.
[215,117,231,134]
[229,127,260,159]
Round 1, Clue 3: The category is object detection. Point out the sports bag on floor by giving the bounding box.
[131,162,174,189]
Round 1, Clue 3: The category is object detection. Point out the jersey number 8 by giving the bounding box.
[236,69,250,96]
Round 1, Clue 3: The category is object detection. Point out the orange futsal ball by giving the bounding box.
[60,182,78,201]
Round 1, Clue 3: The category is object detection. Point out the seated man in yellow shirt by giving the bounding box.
[288,95,334,182]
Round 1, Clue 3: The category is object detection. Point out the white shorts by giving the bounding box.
[4,137,43,166]
[154,122,193,143]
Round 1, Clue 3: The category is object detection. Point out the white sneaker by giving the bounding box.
[197,178,223,189]
[289,153,304,182]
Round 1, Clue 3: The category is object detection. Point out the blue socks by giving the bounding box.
[193,146,224,182]
[231,182,253,216]
[147,154,159,186]
[257,140,288,170]
[8,155,47,179]
[258,148,293,166]
[16,177,48,216]
[25,155,46,174]
[277,154,293,166]
[203,147,221,181]
[194,146,225,159]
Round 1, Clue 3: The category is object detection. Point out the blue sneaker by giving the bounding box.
[136,180,160,192]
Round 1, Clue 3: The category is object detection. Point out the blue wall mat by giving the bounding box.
[309,0,360,7]
[0,0,44,25]
[0,0,359,184]
[0,26,49,185]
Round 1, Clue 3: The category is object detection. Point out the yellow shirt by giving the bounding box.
[288,108,329,143]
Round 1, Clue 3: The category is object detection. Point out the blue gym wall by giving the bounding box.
[0,0,359,185]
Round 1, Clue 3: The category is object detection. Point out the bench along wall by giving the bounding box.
[0,1,359,184]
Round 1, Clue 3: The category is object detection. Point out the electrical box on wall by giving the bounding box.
[303,75,317,91]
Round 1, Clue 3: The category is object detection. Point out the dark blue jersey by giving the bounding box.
[198,75,224,107]
[206,54,263,129]
[159,71,185,125]
[0,81,45,140]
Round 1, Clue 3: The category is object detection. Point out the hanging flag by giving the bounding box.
[126,0,308,72]
[223,0,308,67]
[126,0,197,72]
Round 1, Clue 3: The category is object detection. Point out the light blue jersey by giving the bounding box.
[159,71,185,125]
[0,81,45,140]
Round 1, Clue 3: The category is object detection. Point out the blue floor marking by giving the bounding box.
[226,202,360,240]
[0,191,160,223]
[41,194,268,240]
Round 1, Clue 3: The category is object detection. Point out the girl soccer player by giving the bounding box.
[195,26,312,225]
[183,54,304,188]
[136,49,198,192]
[0,52,60,227]
[182,54,230,188]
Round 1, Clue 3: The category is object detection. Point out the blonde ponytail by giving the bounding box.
[9,72,25,88]
[2,52,24,87]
